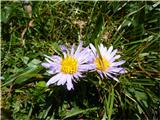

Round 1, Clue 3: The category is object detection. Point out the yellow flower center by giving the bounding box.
[61,56,78,74]
[94,56,110,71]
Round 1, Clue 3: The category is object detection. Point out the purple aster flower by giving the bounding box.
[42,41,93,90]
[89,43,126,82]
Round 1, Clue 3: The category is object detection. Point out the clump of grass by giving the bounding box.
[1,1,160,120]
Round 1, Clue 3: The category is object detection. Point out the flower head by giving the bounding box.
[42,42,92,90]
[89,43,126,82]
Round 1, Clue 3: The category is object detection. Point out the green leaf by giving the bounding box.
[36,81,46,87]
[62,107,98,120]
[27,59,41,68]
[15,66,43,84]
[2,60,43,86]
[108,87,115,120]
[1,6,12,23]
[21,56,30,65]
[92,13,104,44]
[15,89,25,93]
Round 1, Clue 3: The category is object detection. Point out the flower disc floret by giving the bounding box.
[61,56,78,74]
[94,57,110,71]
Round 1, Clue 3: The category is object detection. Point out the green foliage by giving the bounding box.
[1,1,160,120]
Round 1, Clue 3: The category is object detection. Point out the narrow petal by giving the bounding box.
[110,55,121,62]
[73,72,83,79]
[76,47,91,63]
[62,52,67,58]
[119,68,127,74]
[74,41,83,57]
[99,44,107,57]
[46,73,61,86]
[89,43,97,56]
[60,45,69,58]
[66,75,74,90]
[111,60,125,66]
[45,58,54,63]
[44,55,55,61]
[47,70,54,74]
[104,46,113,60]
[42,62,60,74]
[107,46,113,55]
[51,55,62,61]
[41,63,51,68]
[57,74,67,85]
[44,55,61,63]
[60,45,68,53]
[109,49,117,59]
[108,67,124,73]
[71,44,75,56]
[106,73,119,82]
[78,64,94,71]
[99,44,104,50]
[97,70,104,79]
